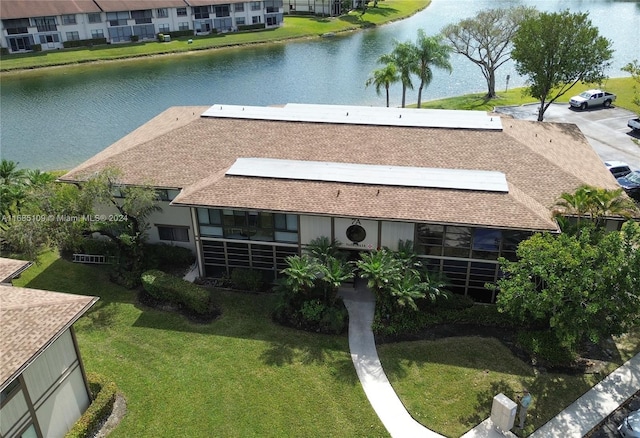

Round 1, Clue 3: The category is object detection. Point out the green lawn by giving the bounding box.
[418,77,638,113]
[0,0,430,72]
[14,252,640,437]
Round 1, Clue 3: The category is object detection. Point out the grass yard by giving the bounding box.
[13,251,640,437]
[0,0,430,72]
[419,76,638,113]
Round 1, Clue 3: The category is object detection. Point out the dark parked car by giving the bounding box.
[617,170,640,200]
[605,161,632,178]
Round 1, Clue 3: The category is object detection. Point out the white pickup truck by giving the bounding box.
[569,89,617,110]
[628,118,640,132]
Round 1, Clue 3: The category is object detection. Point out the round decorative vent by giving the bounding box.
[346,224,366,243]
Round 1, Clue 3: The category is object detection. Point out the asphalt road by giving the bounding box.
[495,103,640,171]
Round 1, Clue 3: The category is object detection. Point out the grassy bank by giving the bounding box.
[14,251,640,437]
[0,0,430,72]
[418,77,638,113]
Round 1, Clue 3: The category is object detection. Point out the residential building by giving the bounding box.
[60,103,624,303]
[0,0,284,53]
[0,279,98,438]
[285,0,353,16]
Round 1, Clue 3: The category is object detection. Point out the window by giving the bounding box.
[251,2,262,11]
[131,10,152,24]
[158,23,170,33]
[235,3,245,12]
[156,8,168,18]
[39,33,60,44]
[157,226,189,242]
[193,6,210,19]
[266,16,277,26]
[156,189,180,201]
[252,16,261,24]
[265,0,282,13]
[443,226,471,258]
[416,224,444,256]
[88,12,101,23]
[33,16,57,32]
[177,7,187,16]
[178,22,190,31]
[106,11,130,26]
[1,378,20,403]
[62,14,76,25]
[66,31,80,41]
[198,208,298,243]
[471,228,501,260]
[4,18,30,34]
[236,17,245,26]
[214,5,230,17]
[91,29,104,38]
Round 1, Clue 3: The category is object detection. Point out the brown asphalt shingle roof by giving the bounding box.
[0,286,98,390]
[0,258,32,283]
[60,105,622,232]
[0,1,101,19]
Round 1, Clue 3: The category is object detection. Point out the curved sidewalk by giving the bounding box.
[339,281,444,438]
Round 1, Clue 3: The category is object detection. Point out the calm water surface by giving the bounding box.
[1,0,639,170]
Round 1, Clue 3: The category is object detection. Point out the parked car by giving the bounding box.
[619,409,640,437]
[605,161,632,178]
[629,118,640,133]
[617,170,640,200]
[569,89,616,110]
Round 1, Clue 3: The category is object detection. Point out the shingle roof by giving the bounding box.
[0,258,32,283]
[0,1,101,19]
[60,105,622,232]
[0,286,98,390]
[93,0,189,13]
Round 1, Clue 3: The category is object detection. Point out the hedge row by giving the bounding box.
[63,38,107,48]
[65,372,118,438]
[141,269,211,315]
[238,23,265,31]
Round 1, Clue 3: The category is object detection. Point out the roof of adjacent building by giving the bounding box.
[0,286,98,391]
[60,104,622,232]
[0,257,32,283]
[0,0,247,19]
[0,1,101,19]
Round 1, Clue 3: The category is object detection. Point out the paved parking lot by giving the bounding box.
[496,103,640,171]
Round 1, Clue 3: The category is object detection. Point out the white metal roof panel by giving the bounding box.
[202,103,502,130]
[226,158,509,192]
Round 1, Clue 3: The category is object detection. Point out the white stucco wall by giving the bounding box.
[300,215,332,245]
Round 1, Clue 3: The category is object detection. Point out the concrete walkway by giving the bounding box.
[339,279,640,438]
[339,280,445,438]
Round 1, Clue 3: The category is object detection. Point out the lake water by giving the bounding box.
[1,0,639,170]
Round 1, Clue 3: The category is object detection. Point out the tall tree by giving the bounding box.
[379,41,416,108]
[621,59,640,110]
[413,30,452,108]
[365,63,400,107]
[511,10,613,121]
[81,168,162,286]
[494,221,640,350]
[441,6,535,99]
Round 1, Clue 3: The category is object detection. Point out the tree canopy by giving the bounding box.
[494,221,640,350]
[622,59,640,110]
[441,6,534,99]
[511,10,613,121]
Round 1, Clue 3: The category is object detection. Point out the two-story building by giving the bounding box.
[0,0,284,52]
[60,103,624,303]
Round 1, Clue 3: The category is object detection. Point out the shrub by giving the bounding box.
[517,330,577,366]
[431,293,474,310]
[170,30,195,38]
[141,269,212,315]
[157,33,165,42]
[65,372,118,438]
[31,44,42,52]
[81,237,119,258]
[299,299,325,322]
[63,38,107,48]
[230,268,264,292]
[237,23,266,31]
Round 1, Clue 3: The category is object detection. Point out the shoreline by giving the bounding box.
[0,2,430,75]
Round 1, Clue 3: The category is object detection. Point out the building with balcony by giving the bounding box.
[60,103,625,303]
[0,1,284,52]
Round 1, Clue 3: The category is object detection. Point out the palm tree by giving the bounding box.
[318,256,354,304]
[553,185,637,231]
[0,159,26,186]
[379,41,416,108]
[26,169,56,188]
[413,30,452,108]
[365,63,399,107]
[282,255,320,296]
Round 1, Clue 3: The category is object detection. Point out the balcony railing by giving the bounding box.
[36,24,57,32]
